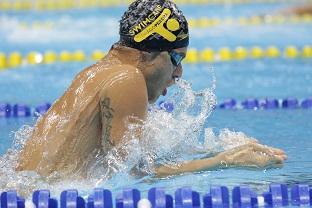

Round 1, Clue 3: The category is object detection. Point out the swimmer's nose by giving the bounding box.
[173,64,183,79]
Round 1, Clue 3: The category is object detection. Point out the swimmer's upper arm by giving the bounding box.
[100,69,148,145]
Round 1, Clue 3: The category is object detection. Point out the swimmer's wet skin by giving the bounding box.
[16,0,286,178]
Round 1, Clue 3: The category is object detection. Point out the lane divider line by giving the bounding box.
[1,97,311,118]
[1,0,311,11]
[14,14,312,30]
[0,45,311,71]
[0,184,311,208]
[189,14,312,28]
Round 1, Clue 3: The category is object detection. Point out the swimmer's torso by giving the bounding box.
[16,54,148,177]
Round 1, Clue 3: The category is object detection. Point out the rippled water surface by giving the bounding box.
[0,1,311,201]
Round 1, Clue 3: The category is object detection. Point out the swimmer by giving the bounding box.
[16,0,287,178]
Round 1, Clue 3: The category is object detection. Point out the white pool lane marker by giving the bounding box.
[257,196,265,207]
[25,200,36,208]
[138,198,152,208]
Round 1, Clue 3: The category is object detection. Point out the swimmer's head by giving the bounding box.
[119,0,189,52]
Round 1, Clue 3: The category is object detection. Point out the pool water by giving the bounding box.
[0,0,312,201]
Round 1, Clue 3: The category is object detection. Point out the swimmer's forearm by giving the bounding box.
[155,153,227,177]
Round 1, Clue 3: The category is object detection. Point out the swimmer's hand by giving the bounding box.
[218,142,287,169]
[155,142,287,177]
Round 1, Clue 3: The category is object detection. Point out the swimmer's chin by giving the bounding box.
[148,93,166,104]
[148,97,158,104]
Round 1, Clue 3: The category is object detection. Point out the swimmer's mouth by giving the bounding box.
[172,75,180,83]
[162,88,167,96]
[162,76,179,96]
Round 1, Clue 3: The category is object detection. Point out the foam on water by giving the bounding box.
[0,75,255,197]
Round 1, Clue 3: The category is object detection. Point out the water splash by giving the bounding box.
[0,75,254,197]
[203,128,257,153]
[0,125,46,196]
[84,77,218,187]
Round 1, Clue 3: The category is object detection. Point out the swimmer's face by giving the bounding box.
[144,47,187,103]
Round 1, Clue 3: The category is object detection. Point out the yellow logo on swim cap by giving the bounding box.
[133,8,181,43]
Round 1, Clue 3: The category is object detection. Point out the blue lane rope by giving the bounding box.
[0,97,312,118]
[219,97,312,110]
[1,184,311,208]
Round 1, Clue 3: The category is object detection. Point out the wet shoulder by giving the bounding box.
[100,64,147,96]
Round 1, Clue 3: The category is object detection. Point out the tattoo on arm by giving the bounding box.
[100,97,115,143]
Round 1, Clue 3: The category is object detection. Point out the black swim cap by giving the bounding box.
[119,0,189,52]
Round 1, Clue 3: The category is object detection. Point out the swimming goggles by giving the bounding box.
[169,51,185,67]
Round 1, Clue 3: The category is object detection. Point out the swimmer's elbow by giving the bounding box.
[15,162,24,172]
[15,155,35,172]
[15,151,27,171]
[15,159,34,173]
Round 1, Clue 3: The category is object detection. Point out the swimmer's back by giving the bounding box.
[16,56,148,177]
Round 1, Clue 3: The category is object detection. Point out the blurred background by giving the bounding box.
[0,0,312,194]
[1,0,311,103]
